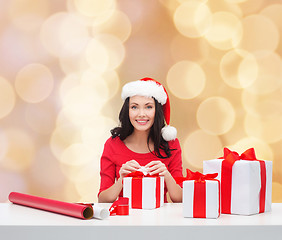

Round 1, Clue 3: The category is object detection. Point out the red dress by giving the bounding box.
[98,136,183,202]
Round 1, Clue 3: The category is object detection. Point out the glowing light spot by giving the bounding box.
[220,49,258,89]
[9,0,50,31]
[204,11,243,50]
[75,175,99,202]
[245,51,282,95]
[167,61,206,99]
[40,12,89,57]
[50,123,81,160]
[0,76,16,119]
[73,0,116,18]
[170,34,210,63]
[25,101,56,135]
[102,71,120,99]
[260,4,282,33]
[59,54,89,75]
[85,38,109,74]
[60,79,109,125]
[244,113,282,144]
[92,10,132,43]
[241,89,282,118]
[60,143,94,166]
[183,130,223,169]
[0,128,35,172]
[59,74,80,99]
[239,14,279,52]
[229,137,273,161]
[15,63,54,103]
[95,34,125,71]
[81,116,117,154]
[61,164,96,183]
[174,1,212,38]
[197,97,235,135]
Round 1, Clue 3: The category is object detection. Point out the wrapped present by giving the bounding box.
[203,148,272,215]
[177,169,220,218]
[123,170,164,209]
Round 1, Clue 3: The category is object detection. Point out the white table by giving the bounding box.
[1,203,282,240]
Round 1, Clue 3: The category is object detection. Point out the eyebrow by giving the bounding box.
[130,102,154,105]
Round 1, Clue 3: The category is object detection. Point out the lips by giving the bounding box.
[136,119,149,125]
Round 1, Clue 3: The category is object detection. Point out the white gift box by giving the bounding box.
[183,180,220,218]
[203,159,272,215]
[123,176,164,209]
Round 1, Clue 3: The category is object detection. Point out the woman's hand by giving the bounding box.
[145,161,169,177]
[119,160,141,179]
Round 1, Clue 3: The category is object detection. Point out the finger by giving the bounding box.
[127,160,141,168]
[147,164,161,172]
[122,165,140,172]
[149,168,165,176]
[145,161,161,168]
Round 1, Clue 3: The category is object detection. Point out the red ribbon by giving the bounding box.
[175,169,218,186]
[109,197,129,216]
[177,169,219,218]
[220,148,266,214]
[125,171,161,209]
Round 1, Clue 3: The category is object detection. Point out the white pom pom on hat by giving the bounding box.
[121,77,177,141]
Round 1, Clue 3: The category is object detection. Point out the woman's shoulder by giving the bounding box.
[168,138,181,149]
[104,136,122,147]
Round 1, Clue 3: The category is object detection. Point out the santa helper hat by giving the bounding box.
[121,77,177,141]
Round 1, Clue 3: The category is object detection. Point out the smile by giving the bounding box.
[136,120,149,125]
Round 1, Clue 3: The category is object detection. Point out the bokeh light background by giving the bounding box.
[0,0,282,203]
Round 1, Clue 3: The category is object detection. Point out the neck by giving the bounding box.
[130,129,150,144]
[124,129,154,154]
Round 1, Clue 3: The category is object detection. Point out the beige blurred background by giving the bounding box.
[0,0,282,203]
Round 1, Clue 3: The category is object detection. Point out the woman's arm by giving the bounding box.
[145,161,182,202]
[98,178,123,203]
[98,160,141,203]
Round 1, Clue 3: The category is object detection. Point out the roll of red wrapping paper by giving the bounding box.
[8,192,93,219]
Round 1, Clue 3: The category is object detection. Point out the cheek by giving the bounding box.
[129,110,136,121]
[149,109,155,120]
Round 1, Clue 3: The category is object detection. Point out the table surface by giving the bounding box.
[1,203,282,240]
[1,203,282,226]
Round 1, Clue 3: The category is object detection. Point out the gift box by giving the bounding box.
[203,148,272,215]
[178,169,220,218]
[123,171,164,209]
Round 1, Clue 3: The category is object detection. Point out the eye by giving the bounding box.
[131,105,137,109]
[146,105,153,109]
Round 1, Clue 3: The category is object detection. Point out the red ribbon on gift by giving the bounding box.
[220,148,266,214]
[109,197,129,216]
[124,171,161,209]
[176,169,219,218]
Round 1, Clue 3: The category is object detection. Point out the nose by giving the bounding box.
[138,108,145,117]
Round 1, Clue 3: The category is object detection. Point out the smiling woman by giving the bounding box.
[98,77,183,204]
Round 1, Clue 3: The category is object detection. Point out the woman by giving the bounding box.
[98,77,183,203]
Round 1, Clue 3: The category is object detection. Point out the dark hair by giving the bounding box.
[111,97,173,158]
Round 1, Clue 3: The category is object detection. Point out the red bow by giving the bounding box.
[125,171,159,178]
[109,197,129,216]
[221,147,257,163]
[220,148,266,214]
[175,169,218,187]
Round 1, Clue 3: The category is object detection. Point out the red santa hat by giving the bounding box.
[121,77,177,141]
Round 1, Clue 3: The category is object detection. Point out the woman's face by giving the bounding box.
[129,95,155,133]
